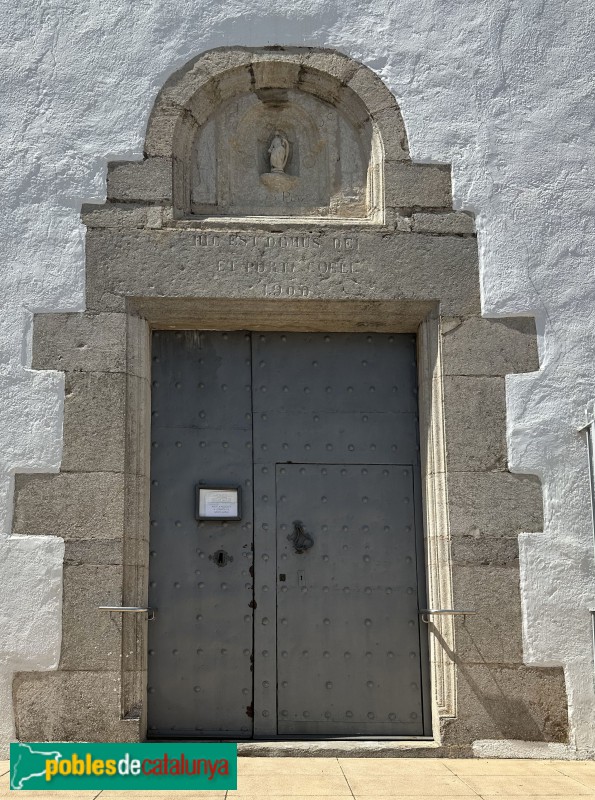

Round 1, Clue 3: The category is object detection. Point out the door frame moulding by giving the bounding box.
[11,44,567,751]
[121,296,455,745]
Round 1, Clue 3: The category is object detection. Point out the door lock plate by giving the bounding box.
[209,549,233,567]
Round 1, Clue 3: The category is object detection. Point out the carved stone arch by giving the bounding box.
[145,48,410,157]
[108,48,437,222]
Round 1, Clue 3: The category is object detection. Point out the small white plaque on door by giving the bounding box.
[196,486,242,520]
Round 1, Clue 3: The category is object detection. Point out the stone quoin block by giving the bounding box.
[13,671,139,742]
[61,371,127,472]
[441,316,540,376]
[32,312,128,374]
[59,563,124,671]
[13,472,126,540]
[442,375,508,471]
[385,162,452,208]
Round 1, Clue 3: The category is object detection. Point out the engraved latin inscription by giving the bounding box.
[195,232,364,297]
[195,233,359,250]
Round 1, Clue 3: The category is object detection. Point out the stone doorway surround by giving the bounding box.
[10,46,568,755]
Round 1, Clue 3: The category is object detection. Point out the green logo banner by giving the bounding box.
[10,742,237,791]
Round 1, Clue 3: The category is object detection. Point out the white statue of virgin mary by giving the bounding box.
[268,132,290,174]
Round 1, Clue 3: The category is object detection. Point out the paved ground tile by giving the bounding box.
[444,759,570,776]
[231,771,351,795]
[461,774,595,796]
[239,757,343,775]
[344,773,477,796]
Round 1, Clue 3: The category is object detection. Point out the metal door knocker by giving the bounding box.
[288,520,314,554]
[209,549,233,567]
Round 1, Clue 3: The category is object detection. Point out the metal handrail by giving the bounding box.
[99,606,155,621]
[420,608,477,623]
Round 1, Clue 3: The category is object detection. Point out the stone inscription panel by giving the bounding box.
[86,227,479,316]
[197,233,362,298]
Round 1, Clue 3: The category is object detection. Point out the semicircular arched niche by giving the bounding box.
[145,49,410,222]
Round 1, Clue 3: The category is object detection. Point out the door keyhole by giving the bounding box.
[209,549,233,567]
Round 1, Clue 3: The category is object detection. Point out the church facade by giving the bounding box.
[1,4,594,759]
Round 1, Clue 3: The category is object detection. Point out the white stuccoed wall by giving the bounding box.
[1,0,594,758]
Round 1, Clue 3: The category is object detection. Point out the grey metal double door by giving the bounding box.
[148,331,429,739]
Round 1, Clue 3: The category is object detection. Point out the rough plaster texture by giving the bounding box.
[0,0,594,757]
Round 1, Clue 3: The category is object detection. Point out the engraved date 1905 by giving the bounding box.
[264,284,310,297]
